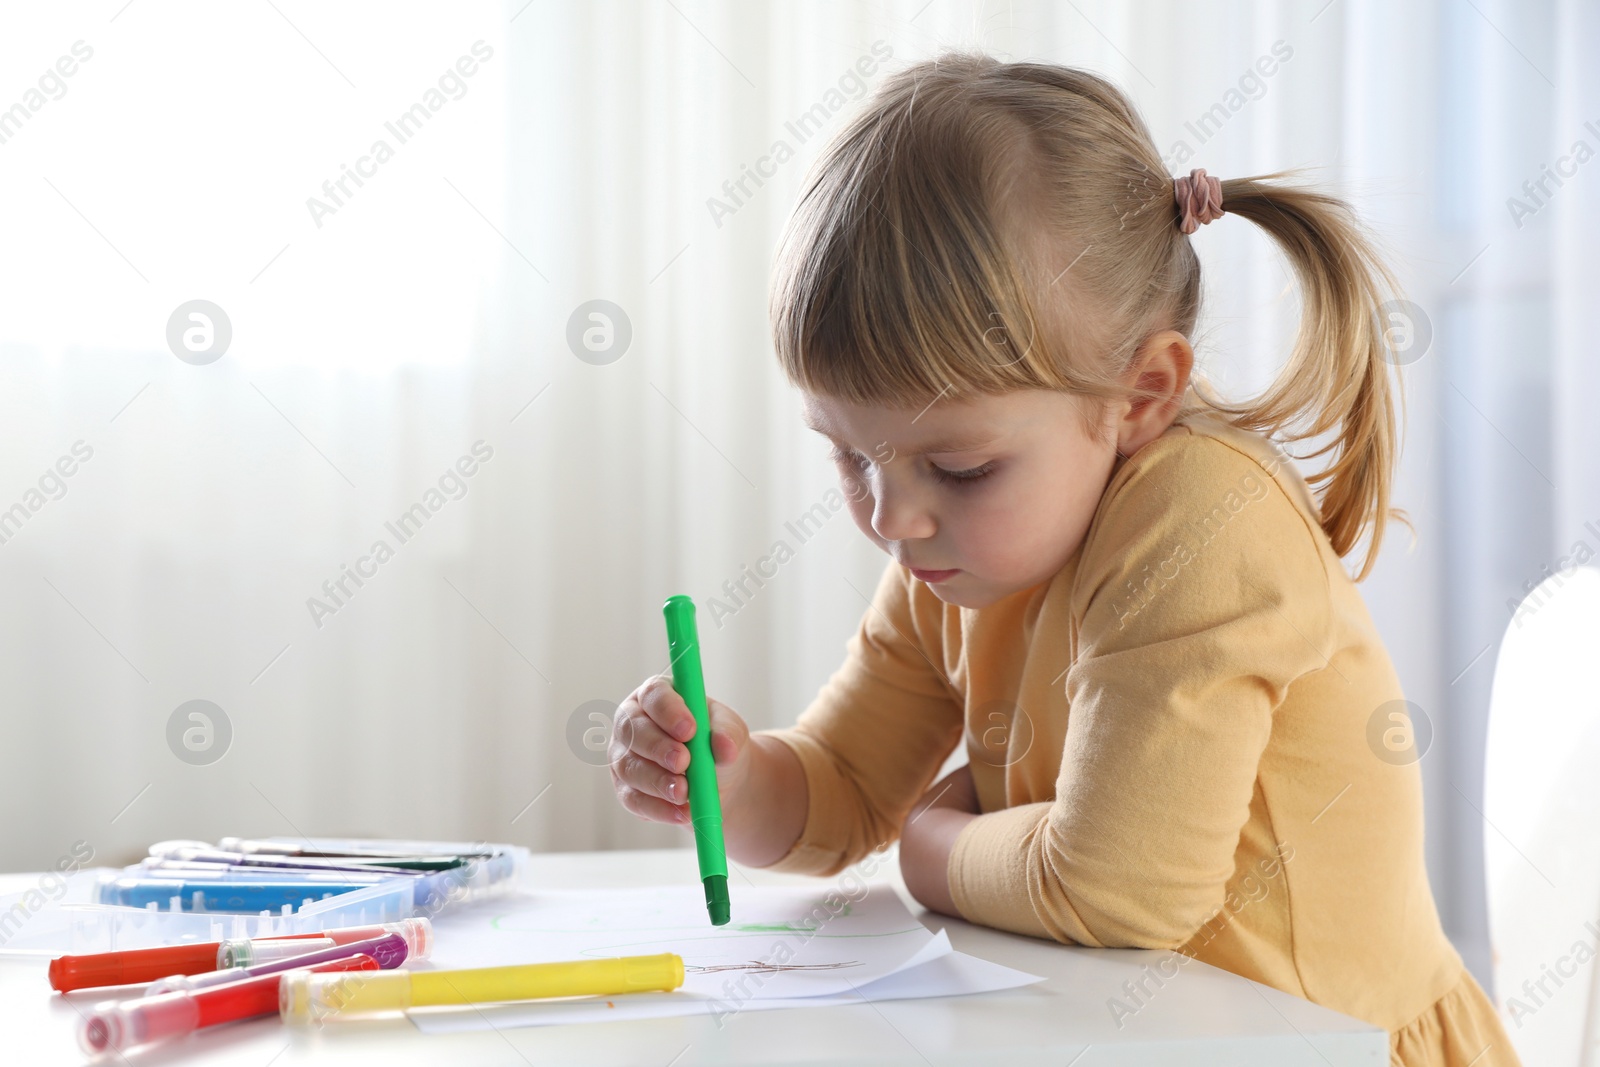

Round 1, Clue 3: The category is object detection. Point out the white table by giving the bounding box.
[0,848,1387,1065]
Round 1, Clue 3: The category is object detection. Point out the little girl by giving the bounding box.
[610,52,1517,1065]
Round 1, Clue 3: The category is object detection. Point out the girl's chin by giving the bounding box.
[931,574,1053,609]
[925,581,1002,609]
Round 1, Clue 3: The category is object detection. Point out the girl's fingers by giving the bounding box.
[614,681,748,807]
[612,676,729,826]
[638,675,697,742]
[617,784,690,826]
[611,704,689,774]
[614,751,686,805]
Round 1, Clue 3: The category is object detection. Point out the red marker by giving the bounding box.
[79,952,379,1054]
[48,918,429,992]
[49,935,323,993]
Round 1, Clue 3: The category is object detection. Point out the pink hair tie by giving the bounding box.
[1173,167,1224,234]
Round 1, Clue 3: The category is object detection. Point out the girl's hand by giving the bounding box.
[899,763,981,917]
[609,674,752,828]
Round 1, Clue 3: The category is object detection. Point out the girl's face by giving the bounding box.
[802,388,1123,609]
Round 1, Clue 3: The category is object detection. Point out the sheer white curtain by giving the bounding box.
[2,0,1590,998]
[1427,0,1598,993]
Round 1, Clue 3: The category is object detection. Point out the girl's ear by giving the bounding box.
[1114,330,1194,457]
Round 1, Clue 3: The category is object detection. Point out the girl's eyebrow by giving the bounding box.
[912,431,1001,454]
[803,420,999,455]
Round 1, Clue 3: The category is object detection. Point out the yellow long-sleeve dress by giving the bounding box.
[755,412,1519,1066]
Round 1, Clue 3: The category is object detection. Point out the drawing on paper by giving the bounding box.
[684,960,865,974]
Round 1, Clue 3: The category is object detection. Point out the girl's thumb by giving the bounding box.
[706,699,745,763]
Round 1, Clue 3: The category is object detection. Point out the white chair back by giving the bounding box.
[1484,565,1600,1065]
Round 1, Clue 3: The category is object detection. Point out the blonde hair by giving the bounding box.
[769,52,1408,581]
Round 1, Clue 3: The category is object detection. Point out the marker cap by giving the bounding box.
[79,994,198,1055]
[49,943,220,994]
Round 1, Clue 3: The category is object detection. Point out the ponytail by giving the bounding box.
[1194,171,1411,581]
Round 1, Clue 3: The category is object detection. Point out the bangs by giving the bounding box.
[769,86,1080,409]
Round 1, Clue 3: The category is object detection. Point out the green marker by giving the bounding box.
[663,595,730,926]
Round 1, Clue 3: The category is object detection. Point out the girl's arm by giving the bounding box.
[898,764,979,916]
[749,559,966,875]
[722,731,810,868]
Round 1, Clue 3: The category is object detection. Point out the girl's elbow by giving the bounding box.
[1064,880,1223,950]
[1133,886,1225,947]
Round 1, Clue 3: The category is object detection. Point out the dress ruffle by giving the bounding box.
[1390,967,1521,1066]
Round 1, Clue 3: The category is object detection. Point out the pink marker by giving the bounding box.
[145,929,424,996]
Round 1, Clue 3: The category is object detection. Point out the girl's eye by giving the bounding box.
[930,461,995,486]
[828,445,871,471]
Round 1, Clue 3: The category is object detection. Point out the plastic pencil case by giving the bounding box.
[0,841,525,957]
[91,842,525,914]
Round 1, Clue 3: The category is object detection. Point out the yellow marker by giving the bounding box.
[279,953,685,1024]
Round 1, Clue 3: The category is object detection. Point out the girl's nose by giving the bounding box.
[870,474,936,542]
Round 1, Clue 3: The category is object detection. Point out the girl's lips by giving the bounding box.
[909,567,961,583]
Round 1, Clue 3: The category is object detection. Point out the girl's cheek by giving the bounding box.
[845,491,882,545]
[839,469,868,505]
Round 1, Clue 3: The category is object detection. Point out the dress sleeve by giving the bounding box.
[947,436,1335,947]
[755,559,966,877]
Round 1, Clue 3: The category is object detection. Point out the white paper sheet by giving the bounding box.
[406,884,1045,1033]
[425,883,940,998]
[410,941,1044,1032]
